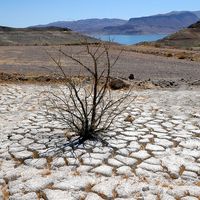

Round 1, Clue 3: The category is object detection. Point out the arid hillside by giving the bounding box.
[0,26,98,46]
[153,20,200,49]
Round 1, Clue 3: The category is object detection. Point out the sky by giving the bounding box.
[1,0,200,27]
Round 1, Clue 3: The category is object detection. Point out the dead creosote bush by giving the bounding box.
[43,42,133,155]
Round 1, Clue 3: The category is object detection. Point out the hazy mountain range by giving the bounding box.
[36,19,127,34]
[33,11,200,35]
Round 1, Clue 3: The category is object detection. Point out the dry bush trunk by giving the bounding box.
[43,42,132,153]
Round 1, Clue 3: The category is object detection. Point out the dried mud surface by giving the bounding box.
[0,84,200,199]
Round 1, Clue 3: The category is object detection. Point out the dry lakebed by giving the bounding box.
[0,83,200,200]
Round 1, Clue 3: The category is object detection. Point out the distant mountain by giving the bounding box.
[193,11,200,18]
[35,18,127,34]
[104,11,199,34]
[33,11,200,35]
[153,20,200,49]
[0,26,98,46]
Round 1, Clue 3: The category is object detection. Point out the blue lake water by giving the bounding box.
[91,34,167,45]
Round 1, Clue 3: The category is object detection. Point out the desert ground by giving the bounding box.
[0,45,200,200]
[0,45,200,83]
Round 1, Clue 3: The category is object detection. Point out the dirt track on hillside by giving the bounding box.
[0,45,200,82]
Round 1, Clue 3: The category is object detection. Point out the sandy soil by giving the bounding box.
[0,45,200,83]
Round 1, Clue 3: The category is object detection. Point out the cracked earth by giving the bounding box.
[0,84,200,200]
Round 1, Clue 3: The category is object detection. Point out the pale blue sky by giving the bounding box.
[1,0,200,27]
